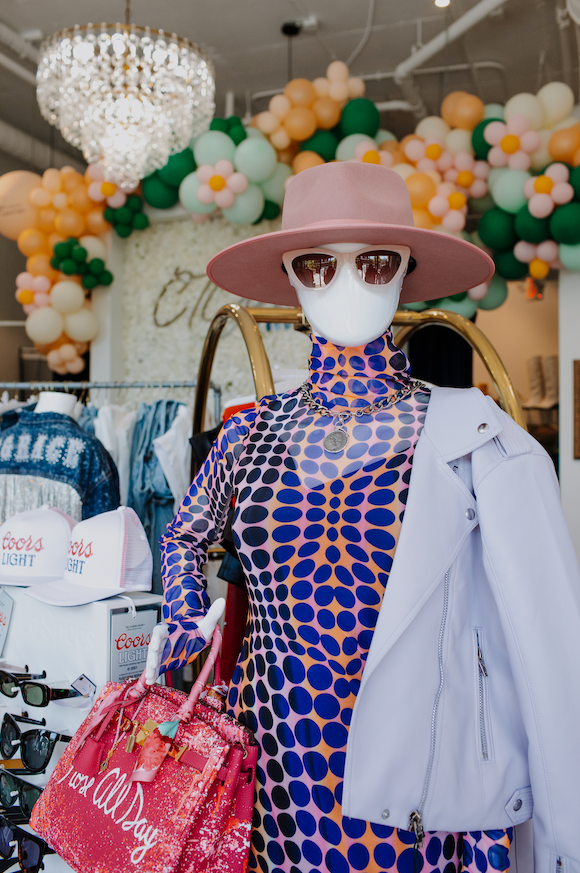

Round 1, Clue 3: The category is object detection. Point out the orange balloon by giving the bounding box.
[0,170,41,240]
[452,94,485,131]
[54,208,85,237]
[17,227,49,257]
[548,124,580,163]
[441,91,468,126]
[68,185,93,213]
[292,151,325,174]
[284,78,316,107]
[26,253,58,280]
[61,172,85,194]
[48,233,66,249]
[284,107,318,142]
[412,208,433,230]
[406,172,437,208]
[400,134,423,150]
[86,208,110,235]
[313,97,341,130]
[573,147,580,167]
[37,207,57,233]
[276,143,300,166]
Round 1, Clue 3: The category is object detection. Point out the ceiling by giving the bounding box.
[0,0,575,167]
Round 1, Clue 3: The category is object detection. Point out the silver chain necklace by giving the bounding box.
[299,379,429,453]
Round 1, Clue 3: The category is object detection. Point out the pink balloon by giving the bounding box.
[196,184,214,205]
[442,210,465,231]
[483,121,505,146]
[519,130,541,153]
[524,177,537,199]
[214,188,236,209]
[443,168,458,183]
[107,190,126,208]
[87,164,105,181]
[438,182,455,198]
[214,159,234,178]
[468,282,488,300]
[427,195,450,217]
[196,165,214,184]
[454,152,475,172]
[190,212,210,224]
[546,162,569,183]
[379,151,394,167]
[436,152,454,171]
[488,147,508,167]
[552,182,574,204]
[66,356,86,374]
[355,141,376,160]
[32,275,51,293]
[508,151,531,171]
[514,241,536,263]
[228,172,248,194]
[16,272,34,289]
[536,240,559,262]
[473,161,490,180]
[88,181,105,202]
[506,114,529,137]
[550,257,563,270]
[33,292,51,307]
[22,303,36,315]
[403,140,425,162]
[469,179,488,199]
[416,158,437,173]
[528,193,554,218]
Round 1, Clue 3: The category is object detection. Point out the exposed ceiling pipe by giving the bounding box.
[374,100,415,112]
[0,50,36,86]
[0,21,39,63]
[0,117,83,172]
[394,0,511,118]
[556,0,575,92]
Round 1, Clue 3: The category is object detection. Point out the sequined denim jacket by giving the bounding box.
[0,411,120,519]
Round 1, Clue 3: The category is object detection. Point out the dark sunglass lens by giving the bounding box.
[0,721,17,760]
[0,825,14,858]
[21,733,52,773]
[0,674,18,700]
[21,685,45,708]
[20,784,41,819]
[20,839,41,873]
[291,254,337,288]
[355,250,402,285]
[0,775,14,810]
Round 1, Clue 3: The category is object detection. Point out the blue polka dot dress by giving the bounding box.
[160,331,513,873]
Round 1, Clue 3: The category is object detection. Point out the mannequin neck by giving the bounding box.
[34,392,77,418]
[308,328,412,410]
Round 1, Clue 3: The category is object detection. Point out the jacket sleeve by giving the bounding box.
[157,411,253,672]
[474,412,580,871]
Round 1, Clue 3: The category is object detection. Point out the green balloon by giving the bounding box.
[253,199,280,224]
[570,166,580,200]
[72,246,87,263]
[336,133,374,162]
[61,259,77,275]
[99,270,113,286]
[229,125,247,145]
[89,258,105,275]
[82,274,98,290]
[301,130,338,162]
[178,172,216,215]
[494,249,528,280]
[514,205,550,243]
[478,274,508,310]
[209,118,229,133]
[401,300,429,311]
[472,118,502,160]
[50,256,61,269]
[127,194,143,212]
[115,207,132,225]
[222,184,264,225]
[478,208,517,251]
[550,203,580,244]
[54,241,72,259]
[234,138,277,182]
[259,163,292,206]
[103,207,116,224]
[76,262,87,275]
[559,242,580,270]
[469,193,495,214]
[245,128,266,139]
[158,149,196,188]
[227,116,242,128]
[488,167,509,189]
[340,98,380,137]
[193,130,236,166]
[115,224,132,238]
[132,212,149,230]
[490,169,530,214]
[449,292,468,302]
[437,296,478,318]
[142,174,179,209]
[484,103,505,120]
[375,130,396,145]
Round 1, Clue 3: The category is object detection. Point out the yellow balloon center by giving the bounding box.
[448,191,467,210]
[501,134,520,154]
[456,171,474,189]
[16,289,34,305]
[425,143,443,160]
[529,258,550,279]
[100,181,116,196]
[209,175,226,191]
[362,150,380,164]
[534,175,553,194]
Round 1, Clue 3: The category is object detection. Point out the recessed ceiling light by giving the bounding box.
[435,0,450,6]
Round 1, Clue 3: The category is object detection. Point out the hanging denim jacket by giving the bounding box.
[0,411,120,522]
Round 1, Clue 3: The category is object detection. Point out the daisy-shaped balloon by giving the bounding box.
[441,151,490,199]
[483,115,542,171]
[513,239,561,278]
[195,161,249,209]
[15,272,52,314]
[353,140,395,166]
[523,162,574,218]
[427,183,469,232]
[86,164,135,208]
[403,137,454,174]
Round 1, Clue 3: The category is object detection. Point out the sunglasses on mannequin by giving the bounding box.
[0,772,42,821]
[0,714,71,774]
[281,247,416,289]
[0,814,54,873]
[0,671,80,708]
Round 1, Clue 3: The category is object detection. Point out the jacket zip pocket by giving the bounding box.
[474,629,489,762]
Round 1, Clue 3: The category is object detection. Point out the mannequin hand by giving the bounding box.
[145,598,226,684]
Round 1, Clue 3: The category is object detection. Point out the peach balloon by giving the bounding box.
[313,77,329,97]
[406,173,438,208]
[270,127,292,150]
[441,91,467,127]
[256,111,280,135]
[48,233,66,249]
[17,228,49,257]
[452,94,485,131]
[313,97,341,130]
[412,208,433,230]
[42,168,62,194]
[29,187,51,208]
[327,60,349,82]
[347,77,365,98]
[26,253,58,280]
[0,170,41,240]
[55,208,85,237]
[292,151,325,174]
[284,107,317,142]
[37,207,57,233]
[276,144,300,165]
[284,78,316,107]
[548,125,580,163]
[86,209,110,235]
[61,172,85,194]
[68,186,93,213]
[269,94,291,119]
[328,81,349,103]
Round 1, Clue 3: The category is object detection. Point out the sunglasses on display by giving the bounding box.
[0,814,54,873]
[0,715,71,775]
[0,772,42,821]
[281,248,416,289]
[0,671,80,708]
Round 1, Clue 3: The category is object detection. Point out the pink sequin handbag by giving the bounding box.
[30,627,258,873]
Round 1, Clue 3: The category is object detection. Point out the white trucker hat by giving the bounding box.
[26,507,153,606]
[0,505,75,586]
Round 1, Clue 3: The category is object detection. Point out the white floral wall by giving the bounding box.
[122,215,311,410]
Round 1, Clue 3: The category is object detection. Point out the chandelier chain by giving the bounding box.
[125,0,131,27]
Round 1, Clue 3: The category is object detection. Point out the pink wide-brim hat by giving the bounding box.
[207,162,494,306]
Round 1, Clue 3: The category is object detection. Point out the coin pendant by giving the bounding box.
[323,428,349,453]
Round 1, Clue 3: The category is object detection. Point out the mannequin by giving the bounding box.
[150,163,580,872]
[34,391,78,418]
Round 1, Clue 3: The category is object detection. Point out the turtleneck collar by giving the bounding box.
[308,329,413,410]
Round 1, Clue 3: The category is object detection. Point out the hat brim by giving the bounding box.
[24,580,133,606]
[207,220,494,306]
[0,574,63,587]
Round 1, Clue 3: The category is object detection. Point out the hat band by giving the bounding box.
[282,218,415,232]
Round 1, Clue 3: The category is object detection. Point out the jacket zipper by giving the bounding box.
[408,569,451,849]
[556,859,563,871]
[476,630,489,761]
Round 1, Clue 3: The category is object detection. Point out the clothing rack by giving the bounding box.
[0,380,222,424]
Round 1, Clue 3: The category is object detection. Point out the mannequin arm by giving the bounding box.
[461,830,511,871]
[145,599,225,684]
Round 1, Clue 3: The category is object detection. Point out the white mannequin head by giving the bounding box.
[283,242,411,347]
[34,391,78,418]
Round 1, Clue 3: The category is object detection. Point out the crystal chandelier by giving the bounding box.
[37,15,215,189]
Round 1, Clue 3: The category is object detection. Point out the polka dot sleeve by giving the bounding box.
[461,828,512,870]
[157,411,256,673]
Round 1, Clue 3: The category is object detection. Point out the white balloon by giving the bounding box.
[468,282,489,300]
[445,128,473,154]
[391,163,415,180]
[79,235,107,262]
[25,307,64,344]
[504,93,543,130]
[415,116,450,141]
[50,280,85,315]
[552,115,578,131]
[64,308,99,342]
[530,129,553,171]
[537,82,575,127]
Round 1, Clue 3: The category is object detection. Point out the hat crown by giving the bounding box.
[281,162,415,232]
